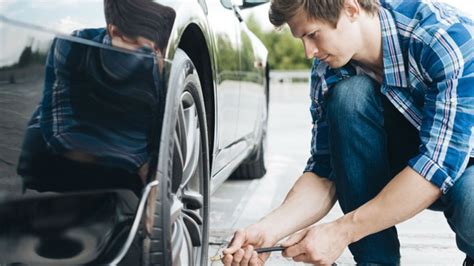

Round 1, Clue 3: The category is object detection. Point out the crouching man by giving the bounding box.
[223,0,474,265]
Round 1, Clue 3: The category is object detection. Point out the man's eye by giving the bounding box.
[308,32,316,39]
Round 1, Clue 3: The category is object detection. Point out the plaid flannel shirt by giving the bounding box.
[304,0,474,193]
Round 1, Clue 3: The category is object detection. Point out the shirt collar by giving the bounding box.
[379,7,408,88]
[102,33,112,46]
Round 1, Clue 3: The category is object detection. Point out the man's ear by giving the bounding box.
[107,24,122,39]
[343,0,361,22]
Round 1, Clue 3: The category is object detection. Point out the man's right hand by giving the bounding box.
[222,225,277,266]
[221,172,336,265]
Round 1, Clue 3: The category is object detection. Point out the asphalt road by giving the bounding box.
[208,81,463,265]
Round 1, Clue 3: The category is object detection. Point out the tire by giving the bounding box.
[230,130,266,179]
[231,66,269,180]
[142,49,209,265]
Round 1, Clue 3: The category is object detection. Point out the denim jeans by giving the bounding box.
[325,75,474,265]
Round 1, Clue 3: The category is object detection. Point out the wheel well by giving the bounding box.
[178,24,215,168]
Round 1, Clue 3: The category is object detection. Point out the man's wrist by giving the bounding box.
[247,219,279,246]
[335,212,361,244]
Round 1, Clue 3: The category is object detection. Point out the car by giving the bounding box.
[0,0,269,265]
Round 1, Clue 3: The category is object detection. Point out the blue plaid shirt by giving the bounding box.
[304,0,474,193]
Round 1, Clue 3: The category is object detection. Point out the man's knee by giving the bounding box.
[453,198,474,250]
[326,75,381,125]
[445,167,474,249]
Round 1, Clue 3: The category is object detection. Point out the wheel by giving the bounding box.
[231,65,269,180]
[230,133,266,179]
[142,49,209,265]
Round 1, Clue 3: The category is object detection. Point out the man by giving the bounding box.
[17,0,175,193]
[223,0,473,265]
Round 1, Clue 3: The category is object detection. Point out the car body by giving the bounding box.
[0,0,269,264]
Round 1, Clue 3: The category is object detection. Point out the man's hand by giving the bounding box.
[222,225,277,266]
[221,172,336,265]
[281,221,349,265]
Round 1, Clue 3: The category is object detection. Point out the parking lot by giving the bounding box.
[209,81,464,265]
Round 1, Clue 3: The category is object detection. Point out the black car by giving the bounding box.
[0,0,269,264]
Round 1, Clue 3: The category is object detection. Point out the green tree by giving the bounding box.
[246,14,312,70]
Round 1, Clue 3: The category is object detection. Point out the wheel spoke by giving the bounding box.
[172,131,184,192]
[170,195,183,224]
[181,99,201,189]
[170,88,207,266]
[177,104,187,160]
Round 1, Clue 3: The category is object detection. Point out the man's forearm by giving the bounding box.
[258,172,336,241]
[339,166,442,243]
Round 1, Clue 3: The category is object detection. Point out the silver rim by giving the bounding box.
[170,89,205,265]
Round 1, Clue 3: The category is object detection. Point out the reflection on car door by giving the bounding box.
[236,20,266,150]
[207,0,241,174]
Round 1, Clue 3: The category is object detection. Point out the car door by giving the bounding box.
[235,9,267,151]
[206,0,242,174]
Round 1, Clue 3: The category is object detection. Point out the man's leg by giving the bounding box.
[441,163,474,259]
[379,79,474,260]
[326,75,400,265]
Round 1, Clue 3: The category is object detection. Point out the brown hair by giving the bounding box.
[104,0,176,51]
[269,0,380,28]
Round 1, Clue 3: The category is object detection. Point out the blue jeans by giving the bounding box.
[325,75,474,265]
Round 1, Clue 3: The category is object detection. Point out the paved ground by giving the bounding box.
[208,82,464,265]
[0,75,465,265]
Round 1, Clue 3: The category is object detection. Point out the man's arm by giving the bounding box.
[223,172,336,265]
[260,172,336,240]
[282,166,441,264]
[340,166,441,243]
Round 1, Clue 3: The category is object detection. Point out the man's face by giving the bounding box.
[108,24,159,53]
[287,8,360,68]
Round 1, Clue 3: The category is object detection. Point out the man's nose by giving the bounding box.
[303,39,318,59]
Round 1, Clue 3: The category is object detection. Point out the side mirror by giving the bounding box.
[240,0,269,9]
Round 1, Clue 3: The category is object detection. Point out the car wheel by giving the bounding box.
[142,49,209,266]
[230,127,267,179]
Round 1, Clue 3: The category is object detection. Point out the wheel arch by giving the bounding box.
[177,24,215,172]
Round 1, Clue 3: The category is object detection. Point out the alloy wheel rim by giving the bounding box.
[170,89,206,265]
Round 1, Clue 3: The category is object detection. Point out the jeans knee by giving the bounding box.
[445,167,474,251]
[452,202,474,250]
[326,75,381,127]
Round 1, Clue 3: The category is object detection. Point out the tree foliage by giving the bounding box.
[246,14,312,70]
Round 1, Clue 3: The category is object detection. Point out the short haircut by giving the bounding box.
[104,0,176,51]
[269,0,380,28]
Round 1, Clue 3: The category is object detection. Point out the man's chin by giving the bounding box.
[327,58,350,69]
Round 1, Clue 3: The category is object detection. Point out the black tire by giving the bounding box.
[142,49,209,265]
[230,138,266,179]
[231,65,269,180]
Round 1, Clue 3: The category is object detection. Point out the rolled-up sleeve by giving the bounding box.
[304,103,332,178]
[408,23,474,193]
[304,61,332,178]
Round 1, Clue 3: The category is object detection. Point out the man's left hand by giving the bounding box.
[281,221,349,265]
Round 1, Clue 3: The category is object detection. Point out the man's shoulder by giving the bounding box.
[382,0,473,31]
[382,0,473,54]
[310,60,357,91]
[70,28,108,43]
